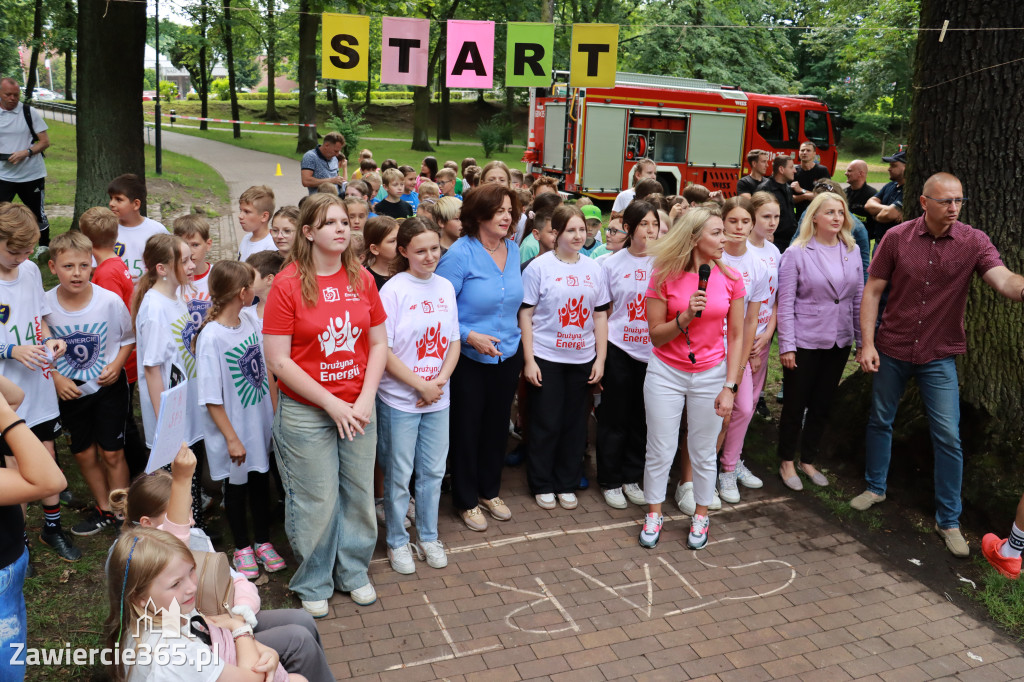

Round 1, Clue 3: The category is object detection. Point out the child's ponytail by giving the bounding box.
[191,261,255,354]
[131,233,185,331]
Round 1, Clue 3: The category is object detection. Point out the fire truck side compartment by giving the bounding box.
[580,104,627,192]
[543,103,566,171]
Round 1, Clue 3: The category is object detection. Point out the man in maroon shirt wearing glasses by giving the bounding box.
[850,172,1024,558]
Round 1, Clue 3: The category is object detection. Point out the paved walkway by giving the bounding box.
[43,110,1024,679]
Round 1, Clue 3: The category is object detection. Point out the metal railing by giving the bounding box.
[29,100,77,124]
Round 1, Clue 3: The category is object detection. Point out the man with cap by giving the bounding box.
[864,150,906,243]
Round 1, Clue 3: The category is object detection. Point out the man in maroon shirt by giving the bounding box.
[850,172,1024,557]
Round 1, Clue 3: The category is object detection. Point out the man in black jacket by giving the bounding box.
[756,155,797,251]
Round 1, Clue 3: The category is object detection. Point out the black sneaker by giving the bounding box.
[755,397,771,420]
[39,529,83,562]
[71,508,116,536]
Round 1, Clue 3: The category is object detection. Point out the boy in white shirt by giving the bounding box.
[107,173,168,281]
[173,214,214,326]
[45,231,135,536]
[237,185,277,261]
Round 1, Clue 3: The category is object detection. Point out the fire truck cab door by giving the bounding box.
[580,105,627,193]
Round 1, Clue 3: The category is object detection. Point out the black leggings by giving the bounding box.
[224,470,272,550]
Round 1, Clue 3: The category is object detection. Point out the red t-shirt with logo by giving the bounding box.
[263,262,386,405]
[92,256,138,382]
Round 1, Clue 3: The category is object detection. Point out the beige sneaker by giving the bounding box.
[460,506,488,532]
[479,497,512,521]
[936,525,969,558]
[849,490,886,511]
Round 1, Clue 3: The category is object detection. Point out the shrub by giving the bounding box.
[158,81,179,100]
[326,104,373,160]
[211,78,231,101]
[477,114,517,157]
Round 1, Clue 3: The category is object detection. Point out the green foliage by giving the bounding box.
[326,104,373,158]
[144,68,157,90]
[158,80,179,100]
[842,111,901,155]
[477,114,516,157]
[211,77,231,100]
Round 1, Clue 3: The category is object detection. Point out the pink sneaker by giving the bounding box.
[233,546,259,580]
[253,542,287,573]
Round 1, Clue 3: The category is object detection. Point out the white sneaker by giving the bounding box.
[421,540,448,568]
[407,497,416,524]
[301,599,329,618]
[718,471,740,504]
[388,543,418,575]
[709,488,722,511]
[735,460,763,489]
[350,583,377,606]
[603,487,627,509]
[536,493,556,510]
[622,483,646,506]
[557,493,578,510]
[675,482,696,515]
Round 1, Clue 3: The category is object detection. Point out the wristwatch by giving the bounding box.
[723,382,738,393]
[231,624,255,640]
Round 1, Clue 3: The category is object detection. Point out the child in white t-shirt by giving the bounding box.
[0,204,74,560]
[194,260,283,579]
[44,231,135,537]
[237,185,277,261]
[173,215,214,333]
[377,217,460,575]
[746,191,782,415]
[520,205,609,512]
[107,173,169,281]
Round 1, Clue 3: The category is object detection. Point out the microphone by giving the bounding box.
[695,264,711,318]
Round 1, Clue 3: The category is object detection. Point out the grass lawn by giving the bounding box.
[41,120,230,208]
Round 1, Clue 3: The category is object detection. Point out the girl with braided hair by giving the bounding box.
[194,260,282,580]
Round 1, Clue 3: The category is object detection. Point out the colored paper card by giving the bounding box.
[570,23,619,87]
[505,23,554,87]
[446,20,494,89]
[322,13,370,81]
[381,17,430,87]
[145,382,189,474]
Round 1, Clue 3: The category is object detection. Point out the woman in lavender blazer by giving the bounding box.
[776,191,863,490]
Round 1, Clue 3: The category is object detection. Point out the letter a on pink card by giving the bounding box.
[446,20,494,89]
[381,17,430,86]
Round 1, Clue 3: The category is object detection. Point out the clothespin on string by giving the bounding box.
[938,20,949,43]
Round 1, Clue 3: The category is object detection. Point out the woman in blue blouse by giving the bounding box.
[436,184,524,532]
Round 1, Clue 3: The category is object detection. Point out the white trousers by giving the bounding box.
[643,354,726,506]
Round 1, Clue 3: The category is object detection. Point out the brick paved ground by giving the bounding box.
[314,463,1024,681]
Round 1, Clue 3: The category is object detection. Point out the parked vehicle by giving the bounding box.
[523,71,840,199]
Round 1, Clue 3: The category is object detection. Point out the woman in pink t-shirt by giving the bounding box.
[640,206,746,551]
[263,194,388,616]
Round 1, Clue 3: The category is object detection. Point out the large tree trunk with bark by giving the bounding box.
[264,0,280,121]
[222,0,241,138]
[411,87,433,151]
[295,0,319,154]
[908,0,1024,519]
[199,0,209,130]
[75,0,146,225]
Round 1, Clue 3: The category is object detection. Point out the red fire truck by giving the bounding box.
[522,71,841,200]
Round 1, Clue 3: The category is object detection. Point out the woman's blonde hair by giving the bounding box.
[648,205,736,290]
[289,193,363,306]
[792,192,856,252]
[104,527,196,682]
[108,470,173,523]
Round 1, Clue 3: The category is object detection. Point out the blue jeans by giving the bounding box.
[376,399,449,549]
[0,548,28,682]
[864,353,962,528]
[273,395,377,600]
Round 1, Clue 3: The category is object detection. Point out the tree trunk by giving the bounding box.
[75,0,146,225]
[199,0,209,131]
[329,82,339,117]
[437,25,450,141]
[24,0,43,98]
[295,0,319,154]
[63,0,74,100]
[411,87,434,151]
[264,0,279,120]
[222,0,241,138]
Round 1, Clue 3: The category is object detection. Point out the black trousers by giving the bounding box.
[526,357,594,496]
[596,344,648,489]
[777,345,850,464]
[449,346,523,511]
[0,177,50,245]
[225,470,271,549]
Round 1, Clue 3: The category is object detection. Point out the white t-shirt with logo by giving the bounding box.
[238,232,277,261]
[182,267,212,338]
[196,309,273,483]
[135,290,202,447]
[611,188,636,214]
[522,252,609,364]
[117,218,169,281]
[378,272,459,413]
[0,261,58,427]
[600,249,653,362]
[44,285,135,397]
[746,240,782,336]
[720,249,771,346]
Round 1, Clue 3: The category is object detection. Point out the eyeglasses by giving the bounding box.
[606,228,626,236]
[924,196,968,208]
